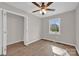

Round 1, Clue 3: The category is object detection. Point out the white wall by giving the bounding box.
[76,4,79,54]
[7,13,24,45]
[41,10,75,46]
[0,3,41,45]
[26,15,41,44]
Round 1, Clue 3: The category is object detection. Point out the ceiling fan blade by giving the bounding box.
[32,10,40,13]
[32,2,40,7]
[47,9,55,11]
[46,2,53,7]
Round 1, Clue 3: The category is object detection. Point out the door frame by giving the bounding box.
[2,9,28,55]
[0,8,3,55]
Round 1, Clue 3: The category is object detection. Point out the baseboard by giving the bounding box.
[7,40,23,45]
[25,39,41,46]
[42,38,75,47]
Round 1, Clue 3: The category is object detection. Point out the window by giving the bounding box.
[49,18,60,34]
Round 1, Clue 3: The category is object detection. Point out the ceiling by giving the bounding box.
[6,2,79,18]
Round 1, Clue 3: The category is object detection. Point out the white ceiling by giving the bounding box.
[6,2,79,18]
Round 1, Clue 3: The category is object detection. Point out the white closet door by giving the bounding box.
[3,10,7,55]
[0,9,3,55]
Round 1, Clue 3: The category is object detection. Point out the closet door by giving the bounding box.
[0,9,3,55]
[3,10,7,55]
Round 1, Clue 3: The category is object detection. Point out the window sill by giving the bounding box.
[49,31,60,35]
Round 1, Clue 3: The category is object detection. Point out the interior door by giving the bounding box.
[2,10,7,55]
[0,8,3,55]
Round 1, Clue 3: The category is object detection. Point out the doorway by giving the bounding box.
[2,9,28,55]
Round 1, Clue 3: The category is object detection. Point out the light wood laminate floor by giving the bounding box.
[7,40,78,56]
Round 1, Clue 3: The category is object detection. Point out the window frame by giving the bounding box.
[49,18,61,34]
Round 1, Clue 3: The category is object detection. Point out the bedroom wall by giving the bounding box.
[0,2,41,45]
[41,10,75,46]
[27,15,41,44]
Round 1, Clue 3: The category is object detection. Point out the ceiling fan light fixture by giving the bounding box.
[32,2,55,15]
[40,9,46,14]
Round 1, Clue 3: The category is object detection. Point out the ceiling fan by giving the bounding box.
[32,2,55,15]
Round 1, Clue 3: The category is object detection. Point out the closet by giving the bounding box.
[0,9,28,55]
[7,12,24,45]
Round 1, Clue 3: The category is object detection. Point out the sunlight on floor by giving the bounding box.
[51,45,70,56]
